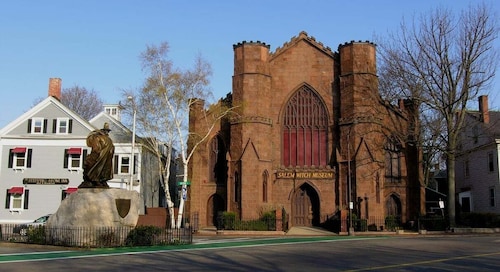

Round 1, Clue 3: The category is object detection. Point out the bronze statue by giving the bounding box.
[79,123,115,188]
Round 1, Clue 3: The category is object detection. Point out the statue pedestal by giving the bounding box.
[46,188,141,246]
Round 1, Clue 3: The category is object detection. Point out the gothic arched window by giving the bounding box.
[209,135,227,184]
[262,170,269,203]
[282,86,328,167]
[385,139,402,183]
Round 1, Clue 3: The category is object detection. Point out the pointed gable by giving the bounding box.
[90,111,135,144]
[270,31,335,60]
[0,96,95,137]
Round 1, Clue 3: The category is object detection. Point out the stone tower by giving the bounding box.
[231,41,274,219]
[188,32,424,230]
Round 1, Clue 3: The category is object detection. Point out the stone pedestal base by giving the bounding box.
[46,188,141,246]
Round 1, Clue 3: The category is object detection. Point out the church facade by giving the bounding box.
[188,32,425,230]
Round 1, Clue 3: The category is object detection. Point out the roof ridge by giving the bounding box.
[271,31,334,58]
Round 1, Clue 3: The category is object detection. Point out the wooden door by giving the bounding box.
[293,188,312,226]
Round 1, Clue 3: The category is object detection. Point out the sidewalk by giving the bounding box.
[195,226,337,237]
[285,226,337,236]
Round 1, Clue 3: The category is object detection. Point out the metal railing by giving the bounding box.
[0,224,192,248]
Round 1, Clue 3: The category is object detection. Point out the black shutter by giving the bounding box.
[63,149,69,168]
[5,190,10,209]
[43,119,48,133]
[52,119,57,133]
[114,155,119,174]
[27,119,32,133]
[68,119,73,133]
[23,190,29,209]
[83,149,88,165]
[27,149,32,168]
[134,155,138,174]
[8,149,13,168]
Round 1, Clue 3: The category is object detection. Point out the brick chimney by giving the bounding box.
[478,95,489,124]
[48,78,62,100]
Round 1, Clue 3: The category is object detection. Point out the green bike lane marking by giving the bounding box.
[0,236,388,263]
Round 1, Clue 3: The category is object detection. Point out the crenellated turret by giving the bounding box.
[338,41,377,76]
[233,41,270,76]
[232,40,272,117]
[338,41,379,120]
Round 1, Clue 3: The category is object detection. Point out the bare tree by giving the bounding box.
[61,85,104,120]
[378,3,498,226]
[32,85,103,120]
[125,42,234,228]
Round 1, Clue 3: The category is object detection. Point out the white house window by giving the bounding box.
[464,160,470,178]
[121,156,130,174]
[57,118,69,134]
[9,147,28,169]
[114,154,137,175]
[11,194,23,209]
[114,155,131,174]
[105,107,117,116]
[64,148,83,170]
[5,187,28,211]
[32,118,45,134]
[472,125,479,144]
[488,152,495,172]
[459,191,472,212]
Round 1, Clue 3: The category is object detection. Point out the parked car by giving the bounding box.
[13,214,51,235]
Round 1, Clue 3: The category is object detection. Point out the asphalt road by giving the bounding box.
[0,234,499,271]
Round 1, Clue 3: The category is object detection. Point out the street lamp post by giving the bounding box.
[347,128,354,236]
[128,96,136,191]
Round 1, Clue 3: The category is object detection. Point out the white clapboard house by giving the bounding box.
[0,78,94,223]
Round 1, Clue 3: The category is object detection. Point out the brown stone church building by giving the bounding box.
[188,31,425,231]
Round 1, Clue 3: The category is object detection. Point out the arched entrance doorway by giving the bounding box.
[386,194,402,229]
[292,183,320,227]
[207,194,225,227]
[386,194,402,217]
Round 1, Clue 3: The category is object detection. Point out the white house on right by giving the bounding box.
[455,95,500,214]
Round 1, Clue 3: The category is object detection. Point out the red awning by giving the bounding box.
[65,187,78,194]
[67,148,82,155]
[8,187,24,194]
[12,147,27,153]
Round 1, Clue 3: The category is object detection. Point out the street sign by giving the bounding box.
[177,181,191,186]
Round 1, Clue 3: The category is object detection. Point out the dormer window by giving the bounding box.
[104,104,124,121]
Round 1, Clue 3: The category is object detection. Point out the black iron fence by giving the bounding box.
[350,216,403,232]
[0,224,192,248]
[323,214,449,233]
[417,216,448,231]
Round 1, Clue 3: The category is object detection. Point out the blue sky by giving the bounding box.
[1,0,499,127]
